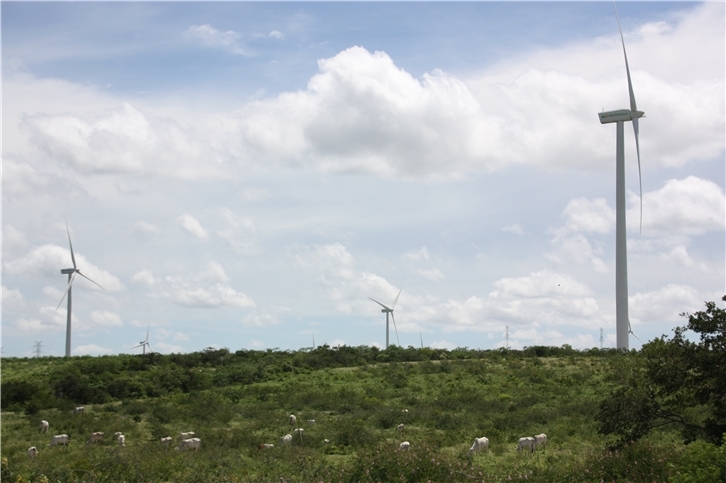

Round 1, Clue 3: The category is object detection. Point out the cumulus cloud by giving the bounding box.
[178,213,208,239]
[416,268,446,282]
[161,262,254,309]
[404,246,430,261]
[632,176,725,235]
[131,221,159,241]
[215,207,257,255]
[185,24,249,55]
[132,269,158,287]
[90,310,123,328]
[240,306,290,327]
[3,244,125,291]
[2,286,25,310]
[629,284,705,325]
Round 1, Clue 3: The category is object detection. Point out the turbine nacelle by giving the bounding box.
[598,109,645,124]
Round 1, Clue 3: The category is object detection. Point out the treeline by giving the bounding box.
[1,344,618,414]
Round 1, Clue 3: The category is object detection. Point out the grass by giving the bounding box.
[1,348,723,482]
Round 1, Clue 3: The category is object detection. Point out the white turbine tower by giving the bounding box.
[368,288,402,349]
[598,5,645,350]
[131,321,153,355]
[56,219,105,357]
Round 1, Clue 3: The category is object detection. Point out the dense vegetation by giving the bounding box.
[2,299,725,482]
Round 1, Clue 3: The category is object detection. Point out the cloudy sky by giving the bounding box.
[2,1,724,357]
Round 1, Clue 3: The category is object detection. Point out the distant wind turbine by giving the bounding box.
[56,218,105,357]
[368,288,402,349]
[131,321,153,354]
[598,4,646,350]
[419,330,424,349]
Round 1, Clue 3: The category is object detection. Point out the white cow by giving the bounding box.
[161,437,173,446]
[27,446,39,459]
[306,419,316,426]
[469,436,489,455]
[87,432,104,444]
[178,438,201,452]
[39,420,49,433]
[258,443,275,450]
[179,431,195,441]
[118,435,126,447]
[293,428,304,435]
[113,432,123,441]
[534,433,547,450]
[280,434,293,446]
[289,414,297,427]
[517,437,535,453]
[396,423,405,434]
[73,406,85,415]
[50,434,70,447]
[399,441,410,451]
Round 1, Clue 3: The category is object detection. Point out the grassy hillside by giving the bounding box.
[1,346,722,482]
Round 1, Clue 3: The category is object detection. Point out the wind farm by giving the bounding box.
[1,2,721,357]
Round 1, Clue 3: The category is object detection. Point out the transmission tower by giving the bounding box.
[34,341,44,358]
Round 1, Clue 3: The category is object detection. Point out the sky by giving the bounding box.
[2,1,724,358]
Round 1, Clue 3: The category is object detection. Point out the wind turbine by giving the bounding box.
[598,4,645,350]
[56,219,105,357]
[131,321,153,354]
[368,288,402,349]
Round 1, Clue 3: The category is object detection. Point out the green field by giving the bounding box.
[1,344,724,482]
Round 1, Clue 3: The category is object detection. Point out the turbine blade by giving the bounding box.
[130,343,144,349]
[368,297,391,311]
[628,321,644,343]
[146,342,153,353]
[76,271,105,290]
[146,320,150,341]
[391,287,403,309]
[56,272,77,310]
[633,117,643,234]
[614,4,638,113]
[391,312,400,346]
[64,218,77,269]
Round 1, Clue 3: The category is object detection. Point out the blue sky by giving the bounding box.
[2,1,724,357]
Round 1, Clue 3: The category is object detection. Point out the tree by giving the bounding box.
[597,296,726,446]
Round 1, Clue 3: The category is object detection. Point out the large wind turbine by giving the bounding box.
[56,219,105,357]
[368,288,402,349]
[131,321,153,355]
[598,5,645,350]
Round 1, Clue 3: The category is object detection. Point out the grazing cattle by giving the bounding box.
[396,423,405,434]
[178,438,201,452]
[179,431,195,441]
[39,420,49,433]
[87,432,104,444]
[534,433,547,450]
[293,428,304,435]
[27,446,39,459]
[399,441,410,451]
[324,439,331,444]
[280,434,293,446]
[469,436,489,455]
[306,419,316,426]
[161,437,173,446]
[73,406,85,415]
[289,415,297,427]
[258,443,274,450]
[402,409,409,413]
[118,435,126,447]
[517,437,535,453]
[113,432,123,441]
[50,434,70,447]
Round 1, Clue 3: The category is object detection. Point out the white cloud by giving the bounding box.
[165,282,255,309]
[268,30,284,40]
[629,284,704,325]
[430,339,457,350]
[547,233,608,273]
[178,213,208,239]
[502,223,524,235]
[416,268,446,282]
[131,221,159,241]
[404,246,430,261]
[240,306,290,327]
[215,207,257,255]
[3,244,125,291]
[2,286,25,310]
[132,269,158,287]
[2,224,28,255]
[90,310,123,328]
[184,24,249,55]
[632,176,725,235]
[558,198,615,235]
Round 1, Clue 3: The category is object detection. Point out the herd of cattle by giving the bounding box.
[25,407,548,461]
